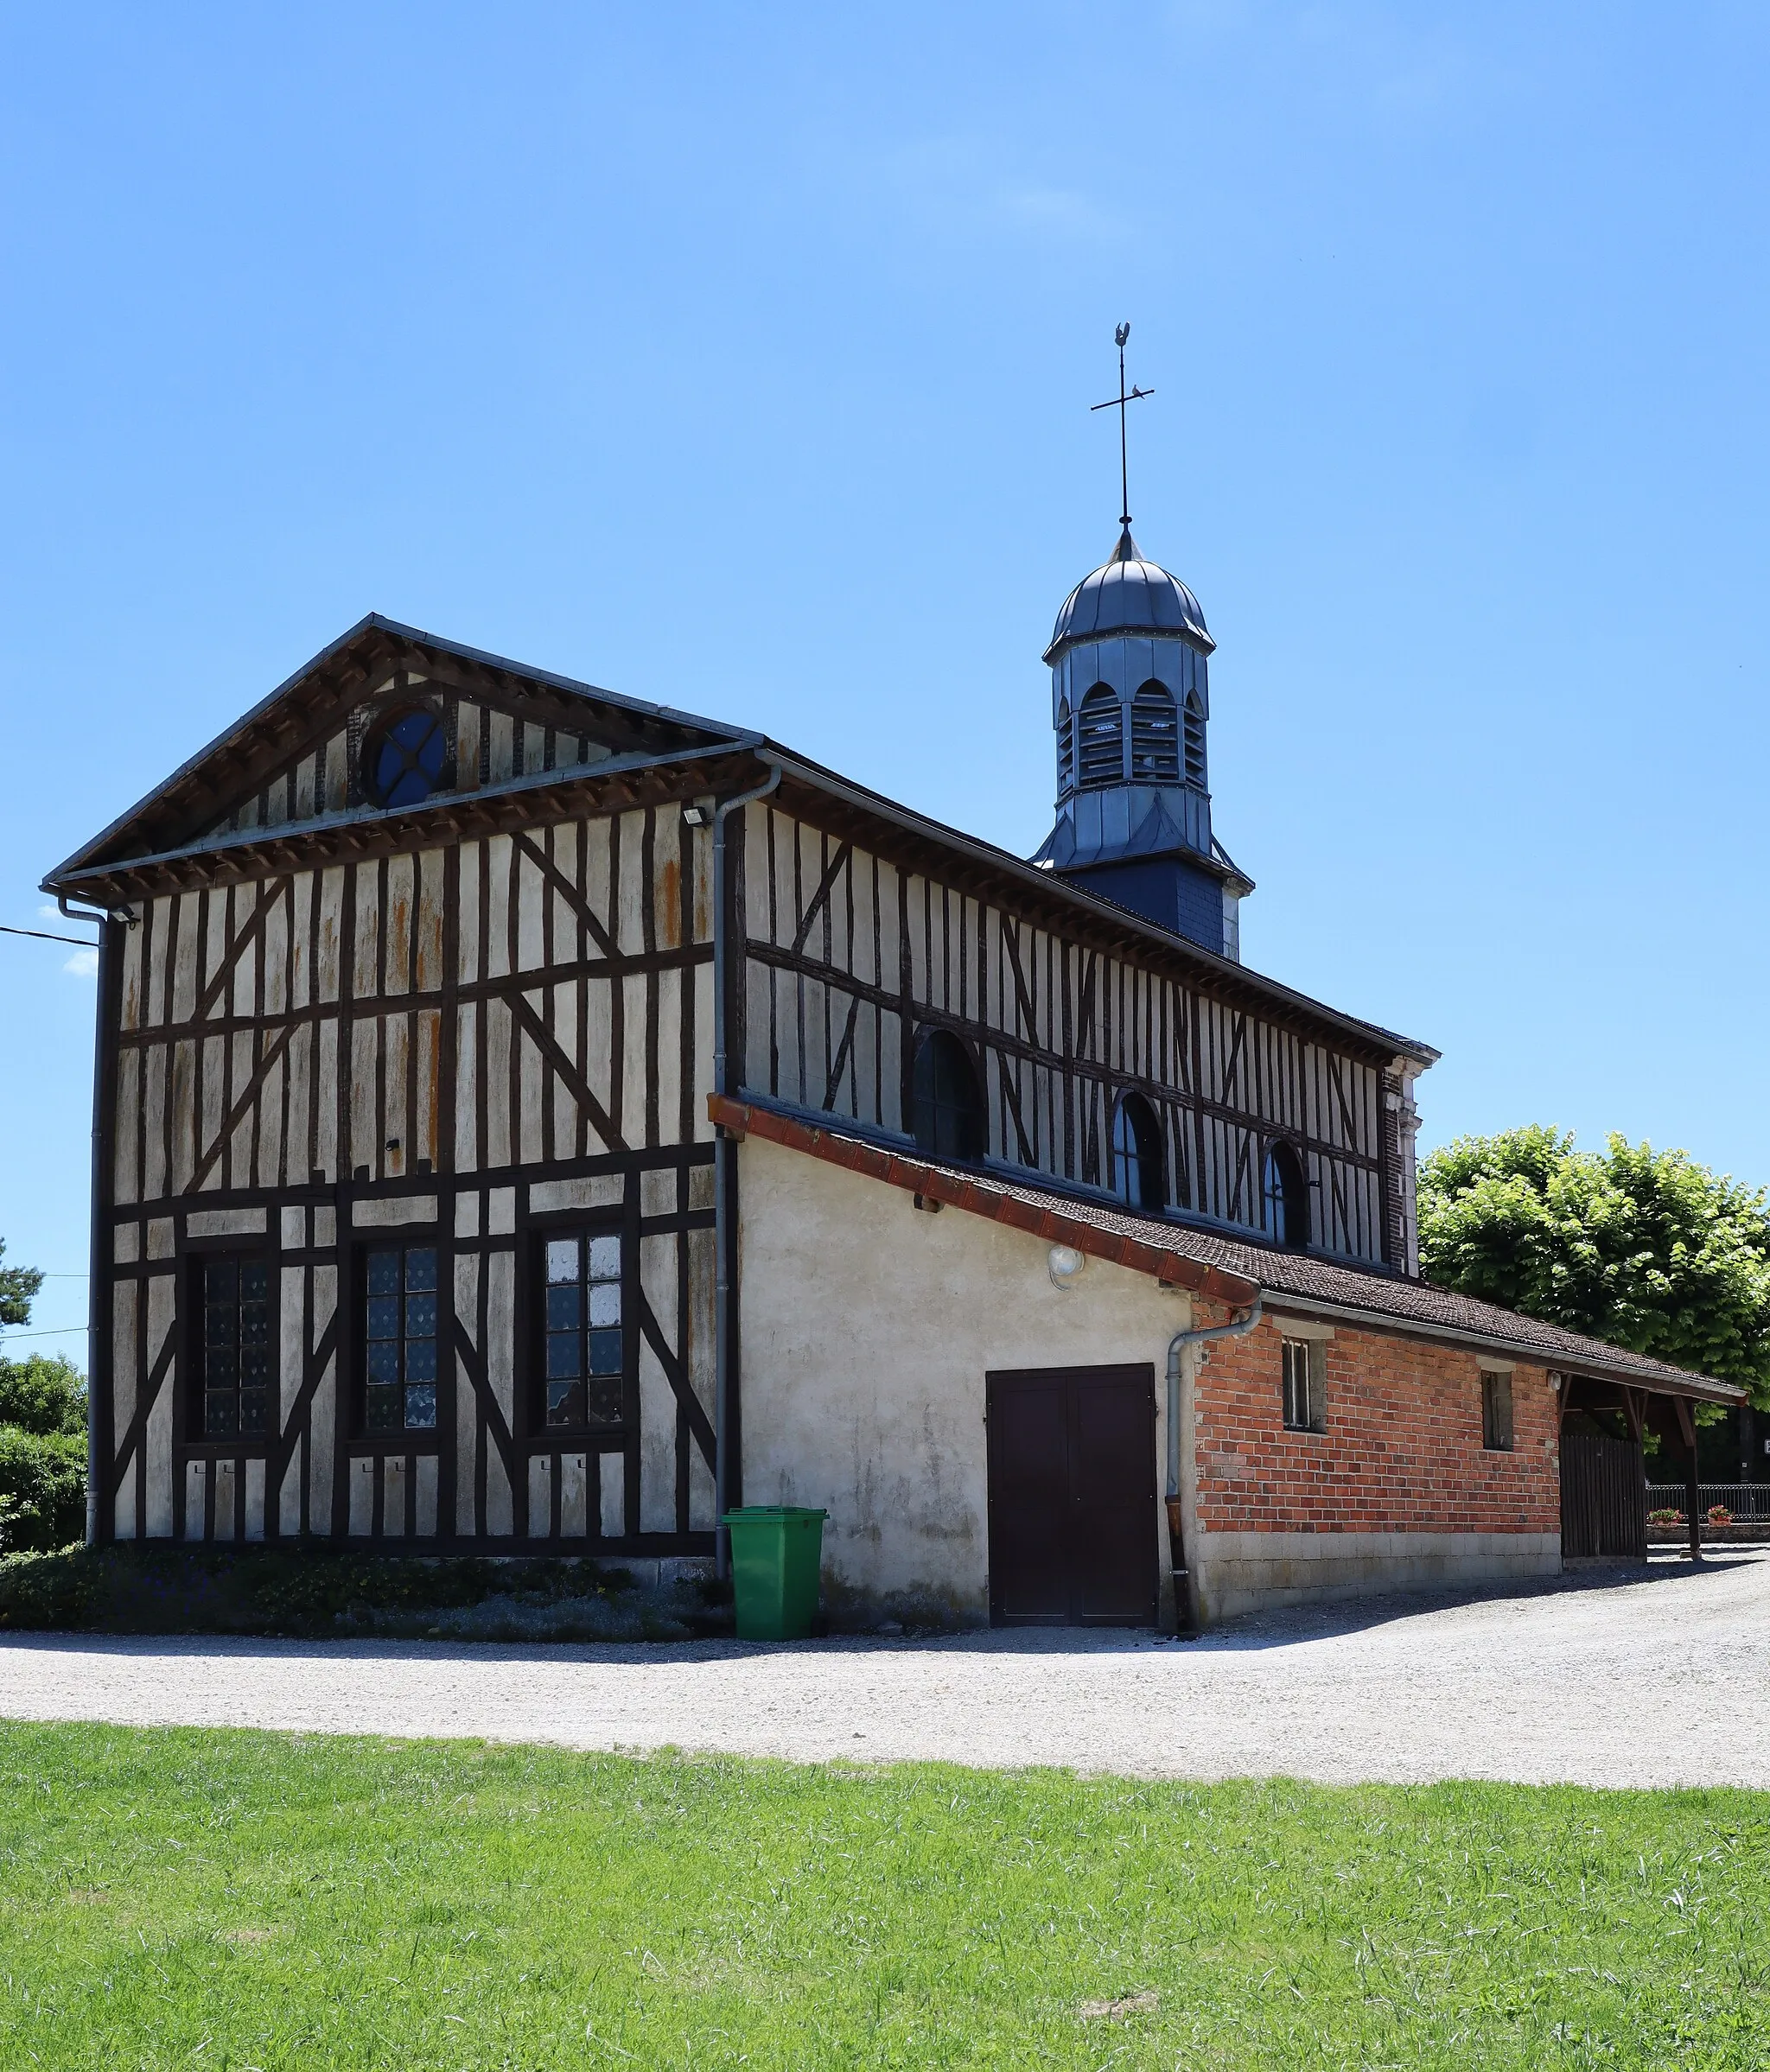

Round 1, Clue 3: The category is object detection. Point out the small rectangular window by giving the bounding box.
[539,1230,625,1429]
[199,1253,274,1439]
[1481,1370,1514,1451]
[1282,1338,1325,1433]
[363,1244,439,1433]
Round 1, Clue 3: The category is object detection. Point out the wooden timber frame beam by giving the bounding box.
[51,620,736,874]
[708,1091,1261,1309]
[763,770,1417,1072]
[50,744,768,908]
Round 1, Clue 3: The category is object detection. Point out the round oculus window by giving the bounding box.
[365,708,446,808]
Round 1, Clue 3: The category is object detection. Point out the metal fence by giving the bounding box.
[1646,1483,1770,1522]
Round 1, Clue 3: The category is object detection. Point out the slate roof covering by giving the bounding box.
[1043,526,1213,663]
[712,1094,1744,1407]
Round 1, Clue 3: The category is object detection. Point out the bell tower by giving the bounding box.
[1031,331,1251,959]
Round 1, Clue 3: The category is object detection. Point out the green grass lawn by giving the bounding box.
[0,1724,1763,2069]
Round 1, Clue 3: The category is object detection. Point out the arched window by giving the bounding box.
[1076,683,1124,789]
[1182,691,1207,786]
[911,1030,985,1162]
[365,706,447,808]
[1055,698,1074,796]
[1130,683,1179,783]
[1263,1143,1308,1249]
[1111,1093,1164,1211]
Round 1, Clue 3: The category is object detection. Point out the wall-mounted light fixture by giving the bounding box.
[1047,1244,1086,1289]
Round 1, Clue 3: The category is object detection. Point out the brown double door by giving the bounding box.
[1561,1427,1647,1557]
[986,1363,1158,1626]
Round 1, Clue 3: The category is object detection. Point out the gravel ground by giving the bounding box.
[2,1549,1767,1789]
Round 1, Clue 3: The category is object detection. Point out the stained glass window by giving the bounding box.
[201,1255,272,1439]
[541,1232,624,1428]
[366,708,446,809]
[364,1245,439,1433]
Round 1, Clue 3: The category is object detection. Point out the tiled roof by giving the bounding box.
[712,1096,1745,1406]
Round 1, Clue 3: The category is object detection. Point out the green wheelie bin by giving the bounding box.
[722,1506,828,1641]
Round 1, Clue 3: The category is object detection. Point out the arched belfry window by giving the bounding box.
[1111,1093,1164,1211]
[365,706,447,808]
[1130,683,1180,783]
[1182,691,1207,786]
[1263,1143,1308,1249]
[1076,683,1124,789]
[911,1030,985,1162]
[1055,698,1074,797]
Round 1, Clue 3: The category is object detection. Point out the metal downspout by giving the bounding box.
[60,895,118,1546]
[1164,1295,1263,1635]
[711,760,782,1579]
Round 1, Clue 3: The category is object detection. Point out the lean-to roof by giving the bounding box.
[711,1094,1745,1408]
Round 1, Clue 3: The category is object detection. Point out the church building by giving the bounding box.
[46,453,1741,1626]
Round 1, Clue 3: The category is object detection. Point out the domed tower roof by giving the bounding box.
[1042,526,1213,664]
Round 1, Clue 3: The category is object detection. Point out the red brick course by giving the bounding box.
[1192,1310,1560,1536]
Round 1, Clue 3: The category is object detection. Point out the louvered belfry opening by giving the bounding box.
[1076,683,1124,789]
[1130,683,1180,783]
[1055,698,1074,796]
[1182,691,1207,786]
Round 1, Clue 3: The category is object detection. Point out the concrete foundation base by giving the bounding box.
[1193,1530,1562,1623]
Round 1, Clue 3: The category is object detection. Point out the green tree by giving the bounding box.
[0,1242,86,1549]
[0,1239,41,1328]
[0,1352,86,1438]
[1418,1126,1770,1402]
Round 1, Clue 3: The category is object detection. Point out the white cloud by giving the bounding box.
[64,949,99,979]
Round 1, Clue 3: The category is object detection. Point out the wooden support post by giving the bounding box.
[1675,1395,1703,1563]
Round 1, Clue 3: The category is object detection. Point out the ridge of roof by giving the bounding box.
[754,741,1437,1065]
[716,1094,1744,1406]
[46,613,753,889]
[48,613,1437,1067]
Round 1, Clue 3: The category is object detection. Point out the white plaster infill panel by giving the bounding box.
[186,1206,269,1239]
[737,1134,1195,1625]
[352,1195,440,1230]
[530,1175,623,1217]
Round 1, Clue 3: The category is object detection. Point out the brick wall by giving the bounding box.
[1192,1311,1560,1537]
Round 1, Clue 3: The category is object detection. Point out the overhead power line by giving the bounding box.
[1,922,97,947]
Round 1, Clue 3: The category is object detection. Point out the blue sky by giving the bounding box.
[5,3,1768,1359]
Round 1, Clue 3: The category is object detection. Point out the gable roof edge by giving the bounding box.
[47,613,754,887]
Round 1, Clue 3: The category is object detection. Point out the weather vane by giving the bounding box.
[1091,321,1153,531]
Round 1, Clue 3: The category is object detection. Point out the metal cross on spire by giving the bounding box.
[1090,321,1154,531]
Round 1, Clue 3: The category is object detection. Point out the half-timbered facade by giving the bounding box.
[48,534,1741,1624]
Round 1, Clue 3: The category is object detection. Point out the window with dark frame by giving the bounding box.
[1282,1337,1325,1433]
[1481,1369,1514,1451]
[910,1030,985,1162]
[198,1253,273,1439]
[364,706,446,808]
[363,1244,439,1433]
[1110,1092,1165,1211]
[1263,1143,1309,1249]
[540,1230,625,1429]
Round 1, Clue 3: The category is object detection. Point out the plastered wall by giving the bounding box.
[736,1136,1194,1623]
